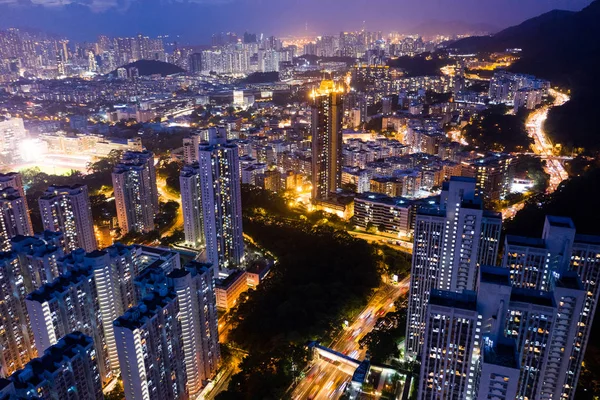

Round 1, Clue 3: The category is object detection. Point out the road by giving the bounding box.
[348,231,413,254]
[292,277,411,400]
[526,89,570,194]
[156,175,184,236]
[502,201,525,220]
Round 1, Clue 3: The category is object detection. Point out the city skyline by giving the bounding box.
[0,0,594,42]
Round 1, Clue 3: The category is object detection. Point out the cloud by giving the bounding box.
[1,0,233,11]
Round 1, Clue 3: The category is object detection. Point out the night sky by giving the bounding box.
[0,0,594,43]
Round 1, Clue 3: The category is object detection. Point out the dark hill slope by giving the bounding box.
[111,60,185,77]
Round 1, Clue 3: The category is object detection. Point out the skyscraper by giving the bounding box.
[502,215,576,291]
[5,332,102,400]
[11,235,64,293]
[170,262,220,393]
[415,212,600,400]
[85,243,139,374]
[418,290,480,400]
[115,261,220,400]
[0,172,33,235]
[180,163,204,249]
[0,187,33,251]
[25,252,113,384]
[112,150,159,234]
[198,128,244,274]
[0,251,36,377]
[311,80,343,201]
[189,52,202,74]
[498,216,600,399]
[114,290,187,400]
[406,177,501,359]
[38,184,97,253]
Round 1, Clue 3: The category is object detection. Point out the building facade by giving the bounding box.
[311,80,344,201]
[112,150,159,233]
[406,177,501,359]
[38,184,97,253]
[198,129,244,274]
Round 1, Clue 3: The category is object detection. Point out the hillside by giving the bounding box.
[450,0,600,153]
[111,60,185,77]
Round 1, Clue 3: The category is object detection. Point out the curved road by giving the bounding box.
[156,175,184,236]
[292,278,410,400]
[526,89,570,193]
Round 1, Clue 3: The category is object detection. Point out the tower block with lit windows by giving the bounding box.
[311,79,344,201]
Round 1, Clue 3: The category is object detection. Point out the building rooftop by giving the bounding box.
[575,234,600,245]
[483,340,519,369]
[510,288,555,308]
[216,269,246,290]
[27,266,93,303]
[505,235,546,249]
[357,192,412,208]
[429,289,477,311]
[546,215,575,229]
[449,176,476,184]
[10,332,93,389]
[480,266,511,287]
[113,290,176,331]
[556,271,584,291]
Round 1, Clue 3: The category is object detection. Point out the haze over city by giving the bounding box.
[0,0,594,41]
[0,0,600,399]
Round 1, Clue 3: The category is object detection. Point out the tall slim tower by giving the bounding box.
[198,128,244,275]
[180,163,204,249]
[85,243,139,374]
[38,184,97,253]
[311,80,343,201]
[112,151,159,234]
[405,177,501,359]
[169,262,220,394]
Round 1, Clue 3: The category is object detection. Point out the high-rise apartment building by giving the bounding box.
[198,129,244,274]
[0,187,33,251]
[418,290,480,400]
[170,262,220,393]
[4,332,102,400]
[311,80,344,201]
[11,235,64,293]
[114,290,186,400]
[180,163,204,249]
[0,118,26,165]
[415,215,600,400]
[38,184,97,253]
[115,261,220,400]
[85,243,139,374]
[406,177,501,359]
[503,215,576,291]
[112,150,159,233]
[0,251,36,377]
[0,172,33,235]
[461,154,514,205]
[25,254,113,384]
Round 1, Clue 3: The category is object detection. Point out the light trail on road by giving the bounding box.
[292,278,410,399]
[525,89,570,194]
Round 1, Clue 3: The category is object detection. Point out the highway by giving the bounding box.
[348,231,413,254]
[526,89,570,194]
[292,277,410,400]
